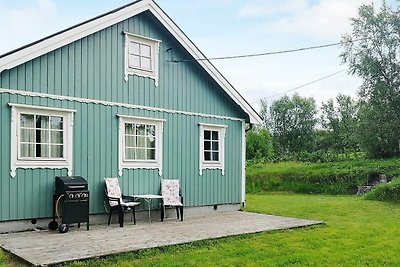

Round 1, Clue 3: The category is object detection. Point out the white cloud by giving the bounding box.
[0,0,58,54]
[239,0,380,40]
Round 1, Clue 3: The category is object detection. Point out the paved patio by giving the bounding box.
[0,211,323,266]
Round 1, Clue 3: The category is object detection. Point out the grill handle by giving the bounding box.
[68,185,86,189]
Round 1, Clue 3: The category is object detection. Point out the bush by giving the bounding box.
[246,158,400,195]
[364,178,400,202]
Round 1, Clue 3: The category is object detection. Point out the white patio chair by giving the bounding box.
[160,179,183,222]
[104,177,140,227]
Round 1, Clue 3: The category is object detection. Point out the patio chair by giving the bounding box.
[104,177,140,227]
[160,179,184,222]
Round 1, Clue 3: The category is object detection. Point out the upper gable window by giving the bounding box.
[124,32,161,86]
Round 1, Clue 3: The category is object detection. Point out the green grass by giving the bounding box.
[247,158,400,194]
[2,193,400,266]
[365,178,400,202]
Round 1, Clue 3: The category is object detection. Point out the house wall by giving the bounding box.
[0,11,246,221]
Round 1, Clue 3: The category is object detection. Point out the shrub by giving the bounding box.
[364,178,400,202]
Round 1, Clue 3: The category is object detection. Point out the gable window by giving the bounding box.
[199,123,227,175]
[118,115,164,176]
[124,32,161,86]
[9,103,75,178]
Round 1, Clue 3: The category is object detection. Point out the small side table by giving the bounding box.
[131,194,164,223]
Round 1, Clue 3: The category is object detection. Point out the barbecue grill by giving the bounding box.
[48,176,89,233]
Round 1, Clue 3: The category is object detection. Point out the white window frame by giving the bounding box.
[118,115,164,176]
[199,123,227,175]
[9,103,75,178]
[124,32,161,86]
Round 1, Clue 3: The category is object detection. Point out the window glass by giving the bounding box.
[203,129,219,162]
[124,122,157,161]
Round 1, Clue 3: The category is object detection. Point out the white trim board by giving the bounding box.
[0,0,262,124]
[0,88,244,122]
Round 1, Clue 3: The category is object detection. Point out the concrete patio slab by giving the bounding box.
[0,211,323,266]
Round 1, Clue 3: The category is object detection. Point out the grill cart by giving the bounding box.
[48,176,89,233]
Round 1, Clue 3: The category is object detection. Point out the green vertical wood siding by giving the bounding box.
[0,11,245,221]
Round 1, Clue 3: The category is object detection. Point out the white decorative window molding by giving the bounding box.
[199,123,227,175]
[124,32,161,86]
[118,115,164,176]
[8,103,75,178]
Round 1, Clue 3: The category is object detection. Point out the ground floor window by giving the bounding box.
[199,123,227,175]
[9,103,75,178]
[118,115,164,176]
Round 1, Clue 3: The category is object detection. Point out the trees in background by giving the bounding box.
[341,3,400,158]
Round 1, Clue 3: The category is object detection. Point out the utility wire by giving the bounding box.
[168,38,365,63]
[251,69,347,104]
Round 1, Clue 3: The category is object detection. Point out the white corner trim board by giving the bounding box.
[9,103,74,178]
[0,0,262,124]
[0,88,245,122]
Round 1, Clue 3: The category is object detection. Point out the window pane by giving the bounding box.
[20,114,34,128]
[141,57,151,70]
[147,137,155,148]
[130,42,140,54]
[204,140,211,150]
[50,131,63,144]
[21,129,35,142]
[146,125,155,136]
[135,149,146,160]
[20,144,34,157]
[136,124,146,135]
[204,151,211,161]
[36,115,49,129]
[212,131,219,140]
[50,117,63,129]
[37,130,49,143]
[141,44,151,57]
[129,55,140,68]
[212,152,219,161]
[147,149,156,160]
[212,141,219,151]
[36,144,49,157]
[50,145,63,158]
[204,130,211,140]
[125,136,135,147]
[125,148,135,160]
[125,123,134,135]
[136,136,146,148]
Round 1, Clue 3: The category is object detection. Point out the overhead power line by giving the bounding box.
[168,38,365,63]
[251,69,347,104]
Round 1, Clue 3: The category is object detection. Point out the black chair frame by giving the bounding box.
[160,193,184,222]
[105,191,137,227]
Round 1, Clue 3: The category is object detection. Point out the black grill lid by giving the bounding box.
[55,176,88,195]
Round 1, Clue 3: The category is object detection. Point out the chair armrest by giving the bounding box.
[121,194,136,201]
[106,195,121,204]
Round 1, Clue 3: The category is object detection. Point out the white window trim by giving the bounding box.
[199,123,227,175]
[8,103,75,178]
[118,115,164,176]
[124,32,161,86]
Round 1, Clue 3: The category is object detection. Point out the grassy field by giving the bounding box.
[247,159,400,194]
[1,193,400,266]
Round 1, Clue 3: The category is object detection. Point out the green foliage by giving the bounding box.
[246,158,400,194]
[341,3,400,158]
[267,94,317,156]
[246,128,274,161]
[365,178,400,202]
[320,94,359,153]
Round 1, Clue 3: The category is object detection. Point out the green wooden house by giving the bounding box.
[0,0,261,228]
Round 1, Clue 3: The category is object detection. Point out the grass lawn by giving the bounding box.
[1,193,400,266]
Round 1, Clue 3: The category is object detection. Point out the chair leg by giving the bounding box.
[133,207,136,225]
[118,206,124,227]
[180,206,184,221]
[161,204,165,222]
[108,209,112,226]
[176,206,180,219]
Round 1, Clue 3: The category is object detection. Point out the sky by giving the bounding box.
[0,0,396,112]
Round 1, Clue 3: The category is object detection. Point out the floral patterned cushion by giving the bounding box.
[105,178,122,207]
[161,179,182,206]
